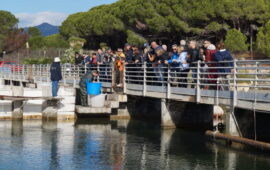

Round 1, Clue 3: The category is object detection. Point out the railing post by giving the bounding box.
[143,62,147,96]
[47,64,50,82]
[110,62,115,89]
[255,62,258,90]
[196,61,201,103]
[40,64,42,82]
[97,64,100,82]
[22,64,25,81]
[63,64,67,86]
[233,60,238,107]
[167,65,171,99]
[123,63,127,94]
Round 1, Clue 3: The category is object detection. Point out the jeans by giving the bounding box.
[52,81,59,97]
[154,64,164,83]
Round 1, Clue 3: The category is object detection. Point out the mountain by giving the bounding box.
[35,23,59,36]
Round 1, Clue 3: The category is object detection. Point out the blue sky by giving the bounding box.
[1,0,117,27]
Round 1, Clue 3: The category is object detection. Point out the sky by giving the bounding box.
[1,0,117,27]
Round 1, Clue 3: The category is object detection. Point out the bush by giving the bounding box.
[224,29,248,52]
[256,20,270,57]
[126,30,147,47]
[23,57,52,64]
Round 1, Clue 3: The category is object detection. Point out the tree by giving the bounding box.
[126,30,147,47]
[60,0,270,49]
[256,20,270,57]
[0,10,18,33]
[28,27,41,37]
[44,34,69,48]
[28,36,45,49]
[0,10,19,52]
[224,29,248,52]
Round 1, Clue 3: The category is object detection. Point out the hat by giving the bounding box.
[54,57,61,62]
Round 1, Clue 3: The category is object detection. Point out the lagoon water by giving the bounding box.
[0,119,269,170]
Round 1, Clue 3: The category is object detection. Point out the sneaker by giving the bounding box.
[117,83,123,87]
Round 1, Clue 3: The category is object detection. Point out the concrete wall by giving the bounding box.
[126,95,161,121]
[126,95,213,130]
[0,82,76,120]
[162,100,213,130]
[234,108,270,142]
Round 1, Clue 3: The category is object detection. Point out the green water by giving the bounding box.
[0,119,269,170]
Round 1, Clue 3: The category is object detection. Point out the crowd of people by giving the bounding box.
[73,40,234,89]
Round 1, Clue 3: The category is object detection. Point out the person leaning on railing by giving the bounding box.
[165,44,181,86]
[115,49,125,87]
[187,40,201,87]
[214,42,234,90]
[178,46,190,88]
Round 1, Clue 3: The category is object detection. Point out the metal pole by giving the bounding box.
[97,64,100,82]
[123,63,127,94]
[167,65,171,99]
[196,61,201,103]
[233,60,237,107]
[143,62,147,96]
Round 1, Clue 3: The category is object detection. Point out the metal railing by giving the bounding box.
[123,60,270,111]
[1,60,270,111]
[0,63,113,88]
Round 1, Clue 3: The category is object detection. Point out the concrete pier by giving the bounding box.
[11,101,23,120]
[0,81,76,120]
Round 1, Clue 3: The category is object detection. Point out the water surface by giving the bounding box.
[0,119,269,170]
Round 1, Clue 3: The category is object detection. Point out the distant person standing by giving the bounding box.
[75,52,84,65]
[50,57,62,97]
[187,40,201,85]
[203,40,217,88]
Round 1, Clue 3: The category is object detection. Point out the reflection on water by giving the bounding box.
[0,119,269,169]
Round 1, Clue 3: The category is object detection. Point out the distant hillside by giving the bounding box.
[36,23,59,36]
[28,23,59,36]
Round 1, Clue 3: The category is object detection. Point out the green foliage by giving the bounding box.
[0,10,18,33]
[206,22,223,32]
[44,34,69,48]
[22,57,52,64]
[28,36,45,49]
[224,29,249,52]
[256,20,270,57]
[99,42,109,49]
[126,30,147,47]
[62,48,75,64]
[28,27,41,37]
[68,36,86,52]
[60,0,270,49]
[0,10,19,52]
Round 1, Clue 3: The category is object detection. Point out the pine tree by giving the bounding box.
[224,29,248,52]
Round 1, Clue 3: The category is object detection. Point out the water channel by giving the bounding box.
[0,119,269,170]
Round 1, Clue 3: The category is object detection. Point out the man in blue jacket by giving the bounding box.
[50,57,62,97]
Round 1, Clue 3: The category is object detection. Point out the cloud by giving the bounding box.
[15,11,68,27]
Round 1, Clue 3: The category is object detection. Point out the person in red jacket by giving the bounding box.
[203,40,217,89]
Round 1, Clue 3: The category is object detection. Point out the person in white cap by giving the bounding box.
[50,57,62,97]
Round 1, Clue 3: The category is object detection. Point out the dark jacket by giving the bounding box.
[215,50,234,73]
[187,48,201,66]
[79,72,97,93]
[50,62,62,81]
[125,49,134,64]
[75,55,84,65]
